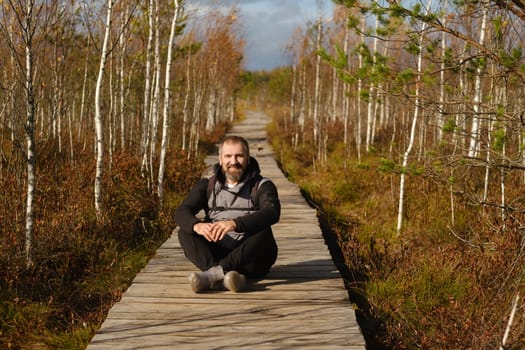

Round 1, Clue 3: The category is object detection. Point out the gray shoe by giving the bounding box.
[188,265,224,293]
[223,271,247,292]
[188,272,209,293]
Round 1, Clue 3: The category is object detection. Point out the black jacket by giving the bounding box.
[175,157,280,236]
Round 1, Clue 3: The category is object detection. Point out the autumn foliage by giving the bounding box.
[261,2,525,347]
[0,1,242,347]
[264,86,525,349]
[0,142,204,348]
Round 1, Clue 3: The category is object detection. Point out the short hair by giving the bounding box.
[219,135,250,157]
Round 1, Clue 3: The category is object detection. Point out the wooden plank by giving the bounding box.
[87,111,366,349]
[90,332,364,350]
[102,304,356,321]
[122,285,348,302]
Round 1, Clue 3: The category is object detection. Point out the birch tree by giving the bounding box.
[157,0,183,204]
[397,1,432,235]
[467,0,489,158]
[118,4,130,151]
[437,0,448,142]
[140,0,155,176]
[94,0,113,215]
[356,15,365,162]
[365,15,379,153]
[312,14,322,145]
[22,0,37,267]
[78,38,91,146]
[0,0,41,267]
[342,15,351,162]
[0,0,61,266]
[181,40,192,151]
[149,0,161,187]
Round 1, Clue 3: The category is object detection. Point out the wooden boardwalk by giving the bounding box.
[87,111,366,349]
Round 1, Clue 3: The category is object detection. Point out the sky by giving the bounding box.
[187,0,335,71]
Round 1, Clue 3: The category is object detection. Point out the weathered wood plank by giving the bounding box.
[90,334,364,350]
[105,301,356,317]
[87,111,366,349]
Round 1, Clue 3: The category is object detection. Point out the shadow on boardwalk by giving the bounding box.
[87,110,367,350]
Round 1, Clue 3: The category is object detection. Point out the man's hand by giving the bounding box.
[193,221,236,242]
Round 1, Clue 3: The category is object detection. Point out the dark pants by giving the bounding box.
[178,228,278,278]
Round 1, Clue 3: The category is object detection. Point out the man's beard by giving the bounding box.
[224,164,244,182]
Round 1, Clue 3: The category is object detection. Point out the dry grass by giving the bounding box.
[269,116,525,349]
[0,142,205,349]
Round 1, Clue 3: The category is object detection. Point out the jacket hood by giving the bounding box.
[213,156,261,184]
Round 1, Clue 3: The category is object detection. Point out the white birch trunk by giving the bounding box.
[371,92,379,141]
[119,6,129,151]
[68,107,74,161]
[378,85,385,129]
[468,0,488,158]
[297,60,306,147]
[366,16,379,152]
[229,95,234,122]
[290,63,296,141]
[24,0,36,267]
[356,16,365,162]
[206,87,216,131]
[181,46,192,150]
[449,168,455,226]
[500,88,507,226]
[499,293,520,350]
[9,40,16,145]
[109,51,114,169]
[79,39,90,142]
[483,65,498,206]
[141,0,155,174]
[158,0,182,204]
[94,0,113,215]
[500,147,506,225]
[455,44,468,152]
[149,0,161,186]
[342,19,350,164]
[313,17,322,144]
[331,65,338,122]
[51,42,62,153]
[397,1,431,236]
[389,109,397,155]
[191,78,203,158]
[482,120,491,205]
[437,0,448,142]
[417,105,425,161]
[377,45,388,131]
[189,75,204,158]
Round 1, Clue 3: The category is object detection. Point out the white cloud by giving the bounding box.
[186,0,333,71]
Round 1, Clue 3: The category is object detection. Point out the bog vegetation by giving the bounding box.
[261,1,525,348]
[1,0,525,349]
[1,0,240,348]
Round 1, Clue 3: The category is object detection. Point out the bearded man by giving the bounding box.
[175,135,280,293]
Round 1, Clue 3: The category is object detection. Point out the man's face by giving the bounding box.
[220,141,248,183]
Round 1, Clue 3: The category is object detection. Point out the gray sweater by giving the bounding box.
[175,157,281,248]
